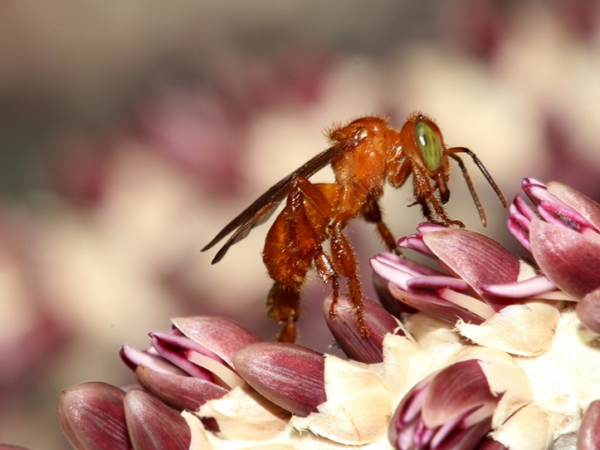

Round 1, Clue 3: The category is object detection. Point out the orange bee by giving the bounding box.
[203,112,506,342]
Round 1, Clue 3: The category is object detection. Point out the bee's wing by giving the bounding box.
[202,142,350,264]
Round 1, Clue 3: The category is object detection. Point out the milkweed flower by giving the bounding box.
[510,178,600,332]
[58,178,600,450]
[372,178,600,449]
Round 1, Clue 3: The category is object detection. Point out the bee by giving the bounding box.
[202,112,506,342]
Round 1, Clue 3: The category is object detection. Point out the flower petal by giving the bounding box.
[234,342,326,417]
[548,181,600,231]
[388,283,487,325]
[372,272,417,317]
[537,200,597,233]
[480,275,557,299]
[507,197,534,253]
[450,347,533,429]
[150,332,216,381]
[407,275,469,292]
[172,316,261,368]
[323,295,401,364]
[120,344,186,376]
[58,382,131,450]
[371,253,488,324]
[530,219,600,299]
[522,177,558,205]
[135,365,228,411]
[124,390,191,450]
[391,359,497,450]
[423,229,521,296]
[421,360,498,428]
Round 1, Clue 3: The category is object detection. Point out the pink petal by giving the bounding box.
[407,275,469,292]
[522,178,558,205]
[511,194,538,222]
[422,360,497,427]
[388,283,485,325]
[150,333,216,381]
[507,216,532,253]
[120,345,186,376]
[548,181,600,230]
[372,272,417,317]
[370,253,448,290]
[538,200,597,233]
[398,234,434,255]
[172,316,261,368]
[480,274,557,298]
[392,360,497,450]
[417,222,449,233]
[135,365,228,411]
[423,229,521,294]
[530,220,600,299]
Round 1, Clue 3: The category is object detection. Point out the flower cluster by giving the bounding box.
[57,179,600,450]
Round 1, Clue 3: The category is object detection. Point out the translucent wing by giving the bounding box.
[202,141,353,264]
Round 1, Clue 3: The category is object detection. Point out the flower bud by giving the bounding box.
[323,295,401,363]
[234,342,326,417]
[124,390,191,450]
[58,382,130,450]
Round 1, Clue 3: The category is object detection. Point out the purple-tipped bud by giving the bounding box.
[234,342,326,417]
[58,382,131,450]
[135,365,228,411]
[124,390,191,450]
[390,359,499,450]
[578,400,600,450]
[323,295,402,364]
[121,315,256,405]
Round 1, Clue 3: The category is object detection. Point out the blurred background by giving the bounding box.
[1,0,600,448]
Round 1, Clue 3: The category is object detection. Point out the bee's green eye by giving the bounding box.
[415,121,442,170]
